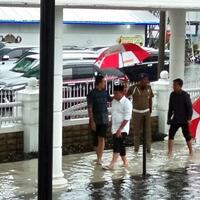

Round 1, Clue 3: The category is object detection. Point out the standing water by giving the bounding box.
[0,64,200,200]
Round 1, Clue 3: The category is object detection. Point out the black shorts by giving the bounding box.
[169,123,192,141]
[113,132,127,156]
[92,124,108,147]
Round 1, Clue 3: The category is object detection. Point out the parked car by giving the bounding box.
[121,60,169,82]
[0,46,34,61]
[0,54,39,81]
[0,47,39,72]
[0,42,5,49]
[63,62,124,80]
[120,47,170,82]
[62,52,98,62]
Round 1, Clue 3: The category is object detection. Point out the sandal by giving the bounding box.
[102,165,114,170]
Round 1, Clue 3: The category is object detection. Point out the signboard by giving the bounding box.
[118,35,144,45]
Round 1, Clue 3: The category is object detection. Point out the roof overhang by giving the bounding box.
[0,8,159,25]
[0,0,200,11]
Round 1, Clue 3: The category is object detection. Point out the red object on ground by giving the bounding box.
[95,43,151,69]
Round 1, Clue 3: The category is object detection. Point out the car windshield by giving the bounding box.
[14,51,38,65]
[0,48,11,58]
[11,57,38,73]
[0,42,5,49]
[23,65,39,78]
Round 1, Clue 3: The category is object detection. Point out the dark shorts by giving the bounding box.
[169,123,192,141]
[113,132,127,156]
[92,124,108,147]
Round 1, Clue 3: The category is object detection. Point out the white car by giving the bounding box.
[62,52,98,62]
[0,47,39,72]
[0,54,39,80]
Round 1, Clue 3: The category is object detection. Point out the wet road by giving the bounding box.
[0,138,200,200]
[0,64,200,200]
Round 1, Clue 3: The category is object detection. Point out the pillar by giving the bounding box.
[158,11,166,78]
[53,6,67,188]
[151,71,170,135]
[168,10,186,85]
[16,78,39,152]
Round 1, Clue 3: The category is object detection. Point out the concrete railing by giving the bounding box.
[62,96,112,126]
[0,101,23,133]
[62,78,115,110]
[0,73,200,152]
[185,88,200,102]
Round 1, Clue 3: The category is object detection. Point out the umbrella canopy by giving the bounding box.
[190,97,200,142]
[95,43,151,69]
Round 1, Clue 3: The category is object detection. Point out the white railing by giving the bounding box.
[0,90,15,103]
[184,80,200,89]
[152,91,158,116]
[185,88,200,102]
[0,101,23,130]
[62,96,112,126]
[62,79,114,110]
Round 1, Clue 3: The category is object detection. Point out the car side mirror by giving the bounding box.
[2,55,10,61]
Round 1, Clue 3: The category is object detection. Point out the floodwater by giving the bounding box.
[0,137,200,200]
[0,64,200,200]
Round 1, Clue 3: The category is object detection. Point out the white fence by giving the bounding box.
[185,88,200,102]
[62,80,200,127]
[62,79,114,110]
[0,79,200,129]
[0,101,23,133]
[0,90,15,103]
[184,80,200,89]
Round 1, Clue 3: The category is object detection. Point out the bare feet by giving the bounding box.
[167,151,172,158]
[123,160,129,168]
[96,160,103,165]
[189,150,194,157]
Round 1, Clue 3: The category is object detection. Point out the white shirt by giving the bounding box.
[111,96,133,134]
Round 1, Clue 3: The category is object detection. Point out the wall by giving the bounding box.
[63,24,145,46]
[0,23,145,46]
[62,116,159,155]
[0,117,159,159]
[0,132,23,161]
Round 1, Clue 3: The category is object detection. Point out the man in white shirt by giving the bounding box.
[103,80,132,170]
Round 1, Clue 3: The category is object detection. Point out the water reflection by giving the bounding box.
[55,165,200,200]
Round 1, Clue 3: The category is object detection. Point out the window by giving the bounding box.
[8,49,23,59]
[12,57,38,73]
[0,48,11,59]
[73,66,94,79]
[63,68,73,80]
[23,65,40,79]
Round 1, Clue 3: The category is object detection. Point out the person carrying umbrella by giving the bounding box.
[167,78,193,156]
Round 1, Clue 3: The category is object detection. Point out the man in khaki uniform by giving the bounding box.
[126,74,154,153]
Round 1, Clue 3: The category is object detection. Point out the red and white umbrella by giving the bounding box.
[95,43,151,69]
[190,97,200,143]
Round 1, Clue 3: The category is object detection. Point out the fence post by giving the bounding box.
[16,79,39,153]
[151,71,170,135]
[143,116,146,177]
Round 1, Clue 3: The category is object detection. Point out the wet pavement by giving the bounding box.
[0,136,200,200]
[0,64,200,200]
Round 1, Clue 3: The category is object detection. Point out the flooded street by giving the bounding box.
[0,138,200,200]
[0,64,199,200]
